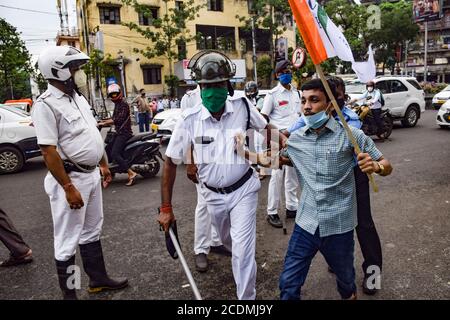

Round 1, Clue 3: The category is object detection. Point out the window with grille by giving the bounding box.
[142,66,162,84]
[138,7,158,26]
[175,1,184,10]
[99,6,121,25]
[207,0,223,12]
[196,25,235,51]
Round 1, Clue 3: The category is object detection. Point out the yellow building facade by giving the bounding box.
[77,0,296,97]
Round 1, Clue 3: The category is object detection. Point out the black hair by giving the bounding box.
[300,78,337,102]
[327,76,345,94]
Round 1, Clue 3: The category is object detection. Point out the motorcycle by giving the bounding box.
[99,123,163,179]
[350,100,393,140]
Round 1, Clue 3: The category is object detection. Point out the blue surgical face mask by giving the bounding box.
[279,73,292,85]
[302,110,329,129]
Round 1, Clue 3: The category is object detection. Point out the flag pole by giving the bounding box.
[314,64,379,192]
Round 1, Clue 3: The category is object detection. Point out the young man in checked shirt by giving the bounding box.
[236,78,393,300]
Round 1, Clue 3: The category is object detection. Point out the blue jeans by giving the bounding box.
[279,224,356,300]
[138,112,150,132]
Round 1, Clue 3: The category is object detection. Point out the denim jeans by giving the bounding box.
[138,112,150,132]
[279,224,356,300]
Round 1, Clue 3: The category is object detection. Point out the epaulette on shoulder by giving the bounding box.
[181,103,202,120]
[38,90,51,100]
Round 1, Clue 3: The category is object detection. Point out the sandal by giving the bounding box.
[125,174,137,186]
[1,249,33,267]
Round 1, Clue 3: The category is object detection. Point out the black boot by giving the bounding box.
[55,256,78,300]
[79,240,128,293]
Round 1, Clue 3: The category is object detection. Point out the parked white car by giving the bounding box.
[436,100,450,129]
[0,105,41,174]
[347,76,426,127]
[151,108,182,139]
[150,90,269,139]
[431,85,450,110]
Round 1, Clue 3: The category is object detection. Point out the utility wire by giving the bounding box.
[0,4,58,15]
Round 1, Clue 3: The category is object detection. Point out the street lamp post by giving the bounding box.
[251,15,258,83]
[118,50,126,98]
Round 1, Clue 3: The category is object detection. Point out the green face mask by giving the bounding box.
[201,87,228,113]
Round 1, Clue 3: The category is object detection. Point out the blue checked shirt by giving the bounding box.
[286,116,383,237]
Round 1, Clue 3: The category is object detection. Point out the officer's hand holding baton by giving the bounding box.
[158,204,176,232]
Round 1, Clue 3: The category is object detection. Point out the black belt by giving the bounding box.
[204,168,254,194]
[63,161,97,174]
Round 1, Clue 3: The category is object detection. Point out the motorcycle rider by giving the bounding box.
[350,80,384,141]
[99,84,138,186]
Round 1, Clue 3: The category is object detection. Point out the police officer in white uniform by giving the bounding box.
[180,83,228,272]
[261,60,300,228]
[32,46,128,300]
[158,50,281,300]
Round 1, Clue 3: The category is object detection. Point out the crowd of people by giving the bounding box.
[1,45,394,301]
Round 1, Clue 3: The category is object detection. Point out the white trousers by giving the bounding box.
[267,165,299,215]
[201,174,260,300]
[194,183,222,255]
[44,168,103,261]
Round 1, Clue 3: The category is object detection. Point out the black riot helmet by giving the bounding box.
[189,50,236,84]
[244,81,258,99]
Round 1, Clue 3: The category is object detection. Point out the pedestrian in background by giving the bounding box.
[137,88,152,132]
[0,208,33,267]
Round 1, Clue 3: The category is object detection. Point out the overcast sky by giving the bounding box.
[0,0,77,59]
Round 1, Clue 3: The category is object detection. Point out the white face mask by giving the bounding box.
[367,86,374,92]
[73,69,88,97]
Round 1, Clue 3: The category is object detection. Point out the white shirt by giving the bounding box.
[261,83,301,130]
[180,86,201,111]
[170,100,178,109]
[31,84,104,166]
[360,89,382,110]
[166,97,267,188]
[162,99,169,109]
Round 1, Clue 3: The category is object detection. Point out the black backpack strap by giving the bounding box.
[241,97,251,146]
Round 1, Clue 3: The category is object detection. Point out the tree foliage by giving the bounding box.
[256,55,273,88]
[323,0,419,74]
[83,49,115,88]
[237,0,293,70]
[121,0,203,62]
[121,0,204,95]
[0,18,32,101]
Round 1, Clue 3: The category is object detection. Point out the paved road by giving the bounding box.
[0,110,449,300]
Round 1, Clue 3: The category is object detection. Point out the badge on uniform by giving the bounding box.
[195,136,214,144]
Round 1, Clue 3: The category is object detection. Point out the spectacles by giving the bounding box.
[109,93,119,98]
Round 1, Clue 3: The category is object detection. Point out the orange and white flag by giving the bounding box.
[288,0,375,82]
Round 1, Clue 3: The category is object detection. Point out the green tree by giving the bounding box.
[323,0,419,75]
[0,18,32,101]
[256,55,272,88]
[121,0,204,96]
[369,0,419,74]
[83,49,116,116]
[32,62,48,94]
